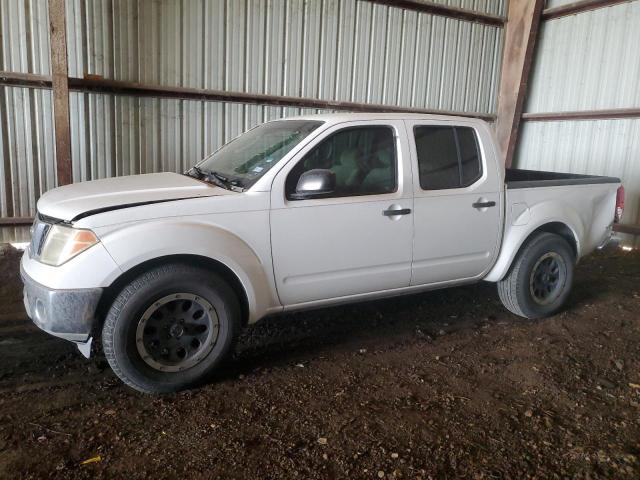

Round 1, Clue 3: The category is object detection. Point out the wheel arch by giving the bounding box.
[93,218,282,332]
[96,254,251,331]
[485,220,580,282]
[531,222,578,258]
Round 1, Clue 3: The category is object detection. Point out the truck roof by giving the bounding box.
[280,112,490,126]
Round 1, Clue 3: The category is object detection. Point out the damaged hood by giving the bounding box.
[37,172,228,222]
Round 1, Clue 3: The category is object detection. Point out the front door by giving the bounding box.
[406,120,502,285]
[270,121,414,306]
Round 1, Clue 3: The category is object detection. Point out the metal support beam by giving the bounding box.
[0,71,52,89]
[0,71,495,121]
[364,0,505,27]
[494,0,545,167]
[542,0,635,21]
[48,0,72,186]
[522,108,640,122]
[69,77,494,120]
[613,223,640,236]
[0,217,34,226]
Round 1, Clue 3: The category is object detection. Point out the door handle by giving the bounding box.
[472,201,496,209]
[383,208,412,216]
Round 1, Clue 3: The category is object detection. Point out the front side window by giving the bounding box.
[286,126,397,199]
[193,120,323,190]
[414,126,482,190]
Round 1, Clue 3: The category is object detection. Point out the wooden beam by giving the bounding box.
[522,108,640,121]
[67,76,496,120]
[494,0,545,168]
[48,0,72,186]
[0,217,33,226]
[0,71,495,120]
[542,0,634,21]
[613,223,640,236]
[364,0,505,27]
[0,71,52,89]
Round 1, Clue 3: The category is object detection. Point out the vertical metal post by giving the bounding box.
[495,0,545,167]
[48,0,72,185]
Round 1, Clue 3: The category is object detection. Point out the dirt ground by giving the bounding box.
[0,246,639,479]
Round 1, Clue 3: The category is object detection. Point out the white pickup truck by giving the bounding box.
[21,113,623,393]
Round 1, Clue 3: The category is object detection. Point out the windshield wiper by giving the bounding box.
[187,166,244,192]
[209,171,231,185]
[185,165,206,179]
[210,171,245,192]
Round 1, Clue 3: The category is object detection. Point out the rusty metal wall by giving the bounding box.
[516,1,640,246]
[1,0,506,218]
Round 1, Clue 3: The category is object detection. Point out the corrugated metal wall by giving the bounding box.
[544,0,579,7]
[0,0,55,218]
[516,1,640,246]
[65,0,504,109]
[0,0,51,75]
[527,3,640,112]
[68,94,329,181]
[1,0,506,219]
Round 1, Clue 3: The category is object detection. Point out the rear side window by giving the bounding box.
[414,126,482,190]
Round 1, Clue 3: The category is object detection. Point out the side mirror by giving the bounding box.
[290,169,336,200]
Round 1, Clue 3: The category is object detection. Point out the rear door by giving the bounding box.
[406,120,502,285]
[270,121,414,306]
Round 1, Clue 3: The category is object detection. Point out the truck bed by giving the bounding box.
[506,168,620,189]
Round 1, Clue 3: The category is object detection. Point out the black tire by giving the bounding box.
[497,232,575,319]
[102,263,240,394]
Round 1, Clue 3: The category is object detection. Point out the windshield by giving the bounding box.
[193,120,323,190]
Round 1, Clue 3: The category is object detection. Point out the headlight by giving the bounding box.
[39,225,99,266]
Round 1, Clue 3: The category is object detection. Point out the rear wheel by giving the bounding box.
[102,263,240,393]
[497,232,575,319]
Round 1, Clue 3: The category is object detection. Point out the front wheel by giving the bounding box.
[102,263,240,394]
[497,232,575,319]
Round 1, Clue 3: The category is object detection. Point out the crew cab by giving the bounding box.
[21,113,623,393]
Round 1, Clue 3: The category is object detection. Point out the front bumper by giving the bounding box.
[21,264,103,344]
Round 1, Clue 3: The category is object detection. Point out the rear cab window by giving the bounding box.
[413,125,482,190]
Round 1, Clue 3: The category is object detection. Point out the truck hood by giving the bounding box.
[37,172,228,222]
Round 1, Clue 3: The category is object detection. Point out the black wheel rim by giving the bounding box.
[529,252,566,306]
[135,293,219,372]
